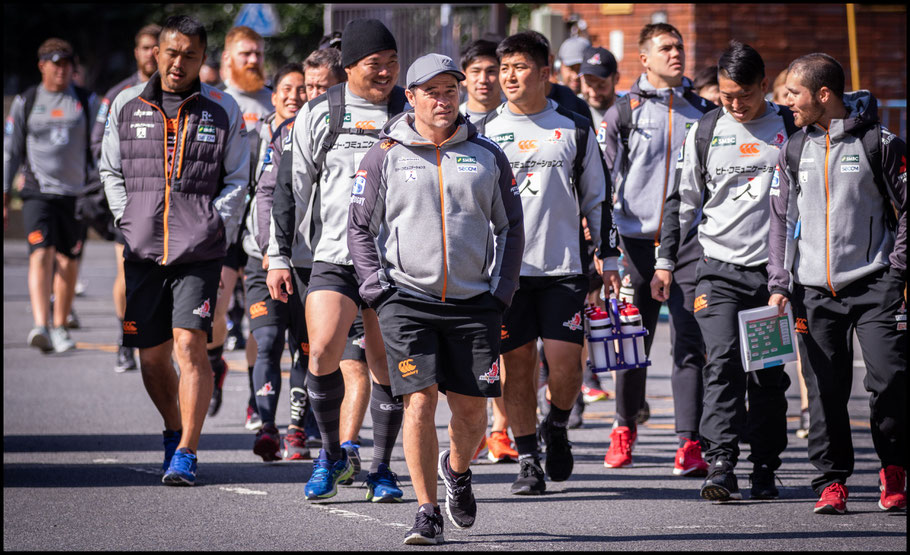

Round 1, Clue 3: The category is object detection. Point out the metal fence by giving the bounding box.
[323,3,507,88]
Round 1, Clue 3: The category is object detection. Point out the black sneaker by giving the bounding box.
[511,456,546,495]
[403,503,444,545]
[437,449,477,529]
[115,345,138,373]
[700,459,742,501]
[749,465,781,500]
[538,415,573,482]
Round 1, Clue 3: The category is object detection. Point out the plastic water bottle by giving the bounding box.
[619,304,645,366]
[587,309,615,370]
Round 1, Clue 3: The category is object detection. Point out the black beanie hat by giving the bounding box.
[341,18,397,68]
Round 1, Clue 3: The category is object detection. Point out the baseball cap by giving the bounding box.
[578,46,618,79]
[406,53,465,89]
[557,36,591,66]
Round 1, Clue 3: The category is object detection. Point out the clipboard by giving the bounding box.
[738,304,798,372]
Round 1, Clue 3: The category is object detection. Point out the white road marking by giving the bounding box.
[220,486,267,496]
[92,458,119,463]
[309,504,409,528]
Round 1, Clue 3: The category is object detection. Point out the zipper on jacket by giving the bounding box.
[435,146,448,301]
[824,132,836,296]
[654,93,674,246]
[138,96,194,265]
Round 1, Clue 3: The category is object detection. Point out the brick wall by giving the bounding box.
[549,3,906,100]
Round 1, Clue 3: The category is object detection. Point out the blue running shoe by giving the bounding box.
[365,463,404,503]
[162,448,197,486]
[305,449,353,500]
[162,429,182,473]
[340,441,361,485]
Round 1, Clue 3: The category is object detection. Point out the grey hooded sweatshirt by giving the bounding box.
[599,74,713,242]
[348,112,524,309]
[767,91,907,296]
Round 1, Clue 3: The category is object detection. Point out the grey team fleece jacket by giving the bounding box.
[348,111,524,309]
[767,90,907,296]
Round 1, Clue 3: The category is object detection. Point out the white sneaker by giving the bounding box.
[28,326,53,353]
[49,326,76,353]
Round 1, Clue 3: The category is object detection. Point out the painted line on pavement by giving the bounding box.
[309,503,409,529]
[220,486,267,496]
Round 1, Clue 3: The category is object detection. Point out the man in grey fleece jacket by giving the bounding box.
[768,53,907,515]
[349,54,523,545]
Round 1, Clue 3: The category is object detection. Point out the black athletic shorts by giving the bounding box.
[377,289,503,398]
[20,189,86,259]
[342,311,367,362]
[500,274,589,353]
[223,240,248,271]
[243,256,310,345]
[122,258,222,348]
[308,261,365,308]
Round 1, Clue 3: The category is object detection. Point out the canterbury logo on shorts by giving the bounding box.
[795,318,808,334]
[398,358,418,378]
[694,294,707,313]
[249,301,268,319]
[28,230,44,245]
[123,321,138,334]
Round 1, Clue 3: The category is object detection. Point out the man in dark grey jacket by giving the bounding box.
[768,53,906,515]
[349,54,523,545]
[99,15,249,486]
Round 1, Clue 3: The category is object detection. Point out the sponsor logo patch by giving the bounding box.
[123,321,138,335]
[398,358,418,378]
[136,127,147,139]
[457,165,477,173]
[355,120,376,130]
[133,108,154,118]
[501,325,510,340]
[563,311,583,331]
[51,109,64,118]
[256,382,276,396]
[547,129,563,143]
[739,143,761,156]
[405,169,417,182]
[352,169,367,194]
[518,140,538,152]
[694,294,707,313]
[841,154,860,163]
[27,230,44,245]
[193,299,212,319]
[711,135,737,147]
[197,124,216,143]
[200,110,214,124]
[249,301,268,319]
[771,132,786,147]
[795,318,808,334]
[479,360,501,384]
[840,164,860,173]
[897,301,906,331]
[492,132,514,144]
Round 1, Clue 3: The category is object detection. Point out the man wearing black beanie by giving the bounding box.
[266,18,410,503]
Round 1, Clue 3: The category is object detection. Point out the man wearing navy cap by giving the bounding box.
[579,46,620,124]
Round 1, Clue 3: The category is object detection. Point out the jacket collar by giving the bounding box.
[139,71,202,106]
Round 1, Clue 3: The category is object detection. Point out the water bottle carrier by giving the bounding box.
[585,298,651,374]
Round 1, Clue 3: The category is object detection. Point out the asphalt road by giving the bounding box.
[3,239,906,551]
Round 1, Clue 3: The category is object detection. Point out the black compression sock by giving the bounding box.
[515,433,539,459]
[369,381,403,473]
[307,369,345,460]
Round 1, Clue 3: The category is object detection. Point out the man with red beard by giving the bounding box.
[208,26,275,426]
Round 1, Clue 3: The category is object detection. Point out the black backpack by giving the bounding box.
[311,82,409,173]
[783,122,897,231]
[692,103,799,197]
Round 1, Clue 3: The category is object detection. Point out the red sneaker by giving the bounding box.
[814,482,848,514]
[673,438,709,477]
[487,430,519,462]
[581,384,612,403]
[471,435,488,463]
[878,465,907,512]
[604,426,635,468]
[283,428,311,460]
[253,423,282,462]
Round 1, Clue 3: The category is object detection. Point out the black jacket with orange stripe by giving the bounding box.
[99,73,249,266]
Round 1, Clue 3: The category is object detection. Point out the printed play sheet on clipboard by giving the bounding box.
[738,304,798,371]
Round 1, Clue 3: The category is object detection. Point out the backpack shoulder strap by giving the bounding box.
[554,104,592,195]
[475,108,500,137]
[615,94,633,151]
[21,86,39,127]
[312,82,346,173]
[693,107,723,197]
[387,86,408,117]
[682,87,715,114]
[784,128,808,195]
[73,85,95,169]
[861,123,897,230]
[776,104,799,137]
